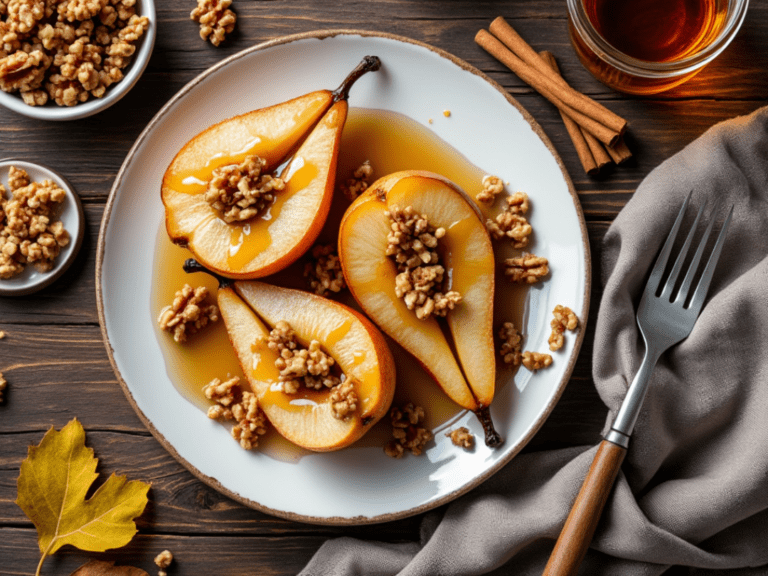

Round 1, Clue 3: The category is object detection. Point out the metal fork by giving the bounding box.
[542,194,734,576]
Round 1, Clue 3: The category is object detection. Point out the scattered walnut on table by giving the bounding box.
[190,0,236,47]
[504,254,549,284]
[204,375,268,450]
[522,351,552,371]
[476,174,505,204]
[340,160,373,201]
[154,549,173,576]
[0,371,6,402]
[304,244,346,296]
[0,166,70,280]
[386,204,461,320]
[157,284,219,343]
[486,191,532,248]
[0,331,5,339]
[385,403,433,458]
[446,426,474,449]
[498,321,523,366]
[205,155,284,223]
[549,304,579,351]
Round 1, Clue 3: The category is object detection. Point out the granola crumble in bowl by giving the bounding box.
[0,159,84,295]
[0,0,155,121]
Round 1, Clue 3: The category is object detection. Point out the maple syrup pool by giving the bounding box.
[151,107,527,461]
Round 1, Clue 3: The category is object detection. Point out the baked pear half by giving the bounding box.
[338,170,500,446]
[162,56,380,279]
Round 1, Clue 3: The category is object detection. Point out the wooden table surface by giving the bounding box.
[2,2,766,575]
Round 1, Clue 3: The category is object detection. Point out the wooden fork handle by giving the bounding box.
[542,439,627,576]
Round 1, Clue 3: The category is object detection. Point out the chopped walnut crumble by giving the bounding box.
[157,284,219,343]
[304,244,346,296]
[384,403,433,458]
[385,204,461,320]
[498,321,522,366]
[486,192,532,248]
[0,166,70,279]
[0,371,6,402]
[549,305,578,351]
[154,549,173,576]
[522,351,552,371]
[205,155,284,223]
[0,0,149,106]
[204,375,268,450]
[476,174,504,204]
[340,160,373,201]
[330,379,358,421]
[190,0,235,47]
[505,254,549,284]
[446,426,474,449]
[0,330,5,339]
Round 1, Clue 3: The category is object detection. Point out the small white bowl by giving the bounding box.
[0,159,85,296]
[0,0,156,121]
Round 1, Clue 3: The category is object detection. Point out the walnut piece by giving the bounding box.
[0,166,70,279]
[386,204,461,320]
[0,371,6,402]
[385,403,433,458]
[446,426,474,449]
[205,155,284,223]
[505,254,549,284]
[157,284,219,343]
[330,378,358,421]
[476,174,504,204]
[549,304,579,351]
[0,330,5,339]
[340,160,373,201]
[204,375,268,450]
[498,321,522,366]
[304,243,346,296]
[190,0,235,47]
[486,192,532,248]
[0,0,149,106]
[154,549,173,576]
[522,351,552,371]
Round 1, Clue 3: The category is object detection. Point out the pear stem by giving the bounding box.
[332,55,381,102]
[476,407,503,448]
[183,258,233,288]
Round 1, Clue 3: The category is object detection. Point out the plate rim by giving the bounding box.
[95,29,592,525]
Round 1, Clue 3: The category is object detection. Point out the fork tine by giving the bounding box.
[660,201,705,300]
[646,191,692,296]
[687,204,734,312]
[675,198,723,304]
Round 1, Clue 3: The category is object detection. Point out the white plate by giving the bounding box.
[0,159,84,296]
[97,31,590,524]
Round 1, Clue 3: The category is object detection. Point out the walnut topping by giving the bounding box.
[504,254,549,284]
[522,351,552,371]
[0,371,6,402]
[190,0,235,47]
[204,376,268,450]
[446,426,474,449]
[386,204,461,320]
[476,174,504,204]
[0,0,149,106]
[154,549,173,576]
[498,321,522,366]
[157,284,219,343]
[0,166,70,279]
[340,160,373,201]
[330,378,358,421]
[205,155,284,223]
[486,192,532,248]
[304,244,346,296]
[263,320,341,393]
[549,305,578,351]
[384,403,433,458]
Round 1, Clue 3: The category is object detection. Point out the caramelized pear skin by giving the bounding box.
[162,56,381,280]
[338,170,502,447]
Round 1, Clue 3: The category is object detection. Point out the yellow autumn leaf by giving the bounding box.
[16,419,150,576]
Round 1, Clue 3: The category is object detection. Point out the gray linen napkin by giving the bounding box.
[300,106,768,576]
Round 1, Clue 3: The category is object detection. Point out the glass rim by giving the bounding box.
[566,0,750,79]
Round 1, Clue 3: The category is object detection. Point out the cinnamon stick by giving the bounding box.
[538,51,598,174]
[475,30,620,146]
[605,138,633,164]
[490,17,627,136]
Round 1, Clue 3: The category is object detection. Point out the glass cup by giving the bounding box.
[566,0,750,95]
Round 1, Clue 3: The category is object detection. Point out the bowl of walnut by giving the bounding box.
[0,0,155,121]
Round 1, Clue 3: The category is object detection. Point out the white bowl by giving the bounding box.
[0,0,156,121]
